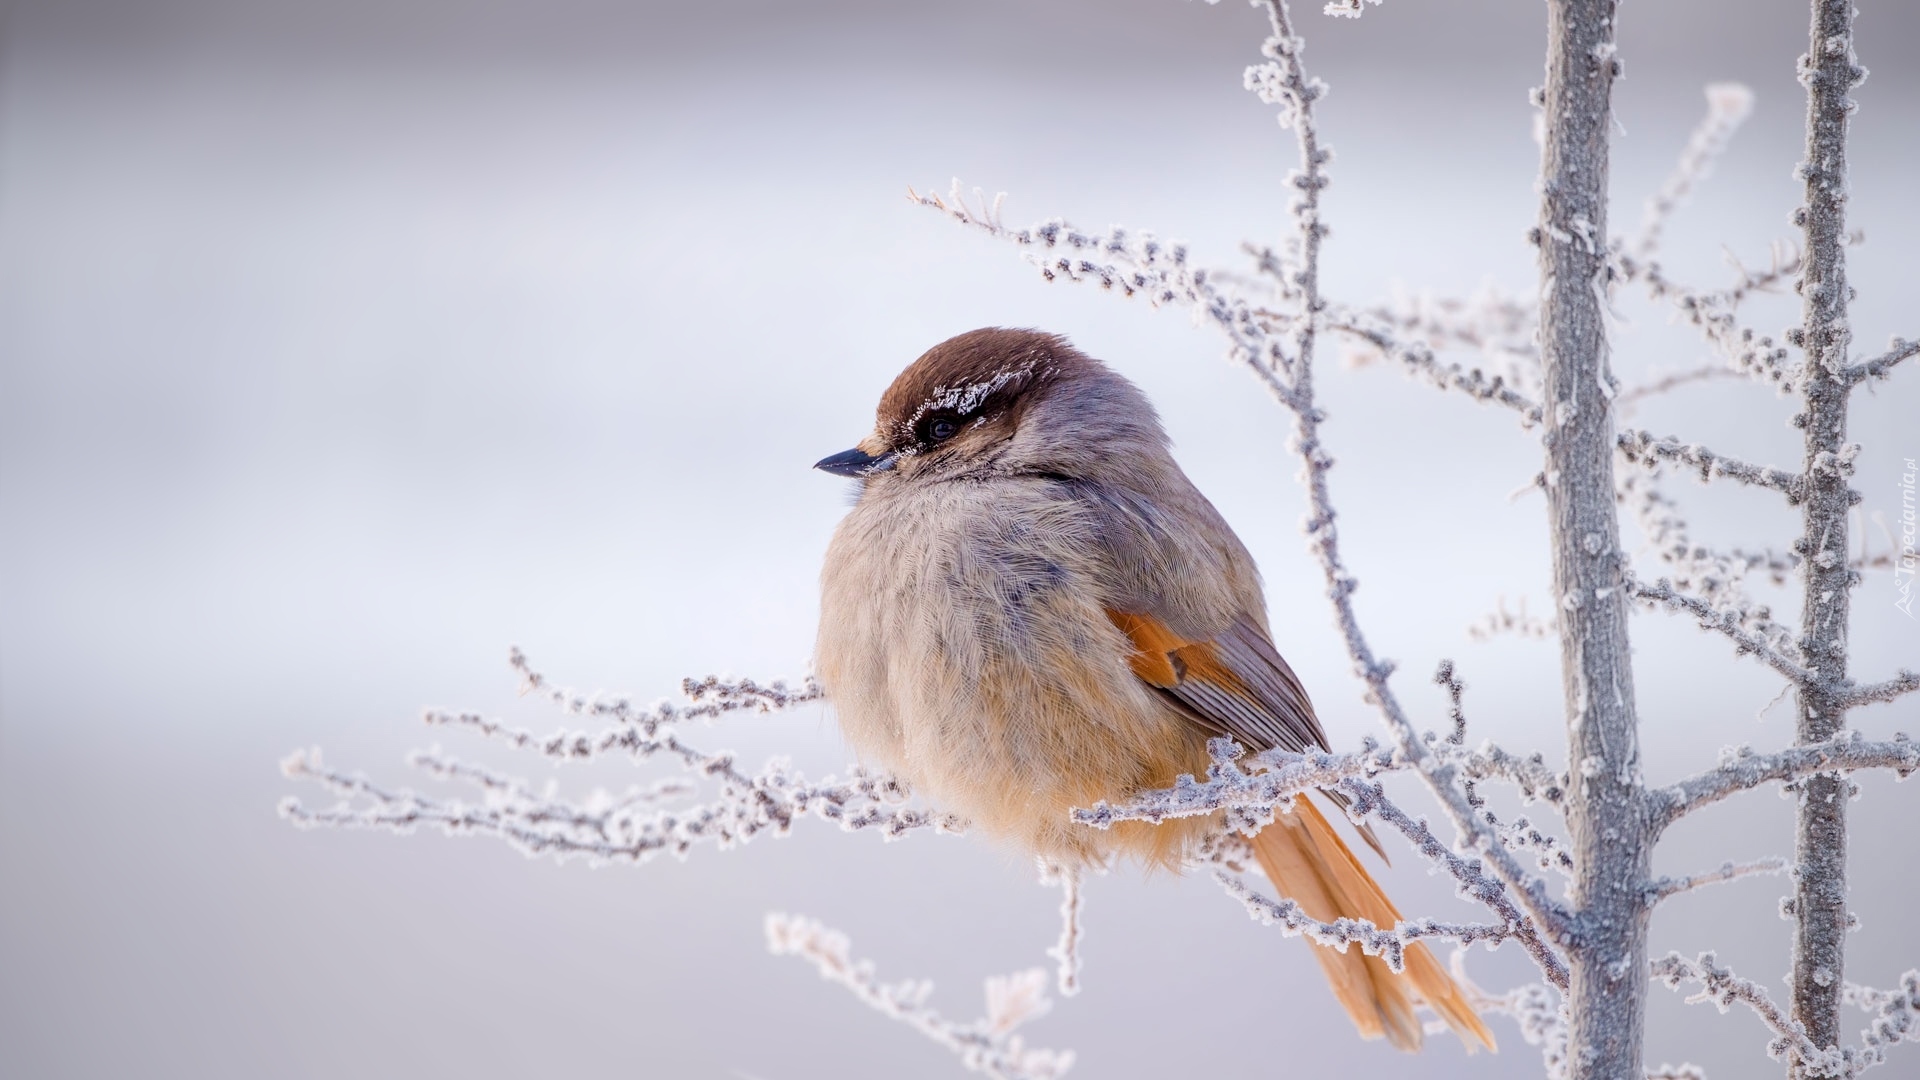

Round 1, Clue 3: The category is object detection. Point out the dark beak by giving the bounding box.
[814,447,897,478]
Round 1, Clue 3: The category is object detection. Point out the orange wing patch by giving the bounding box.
[1106,610,1184,686]
[1105,609,1250,696]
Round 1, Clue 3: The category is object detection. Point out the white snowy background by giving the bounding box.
[2,1,1916,1077]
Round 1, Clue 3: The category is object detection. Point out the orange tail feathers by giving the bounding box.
[1249,797,1497,1054]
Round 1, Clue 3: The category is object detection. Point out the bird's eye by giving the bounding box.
[926,416,960,443]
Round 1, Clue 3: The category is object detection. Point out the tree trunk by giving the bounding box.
[1536,3,1650,1078]
[1788,0,1862,1072]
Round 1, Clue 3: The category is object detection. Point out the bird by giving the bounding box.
[812,327,1493,1052]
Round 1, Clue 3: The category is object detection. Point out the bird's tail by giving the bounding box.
[1248,797,1496,1053]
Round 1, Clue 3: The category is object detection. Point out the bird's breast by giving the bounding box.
[815,478,1212,865]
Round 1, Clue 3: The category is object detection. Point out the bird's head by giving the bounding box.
[814,327,1167,488]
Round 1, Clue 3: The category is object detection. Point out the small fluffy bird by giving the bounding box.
[814,328,1492,1052]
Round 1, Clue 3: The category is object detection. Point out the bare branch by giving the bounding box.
[1619,253,1801,392]
[1615,365,1742,414]
[1463,973,1571,1079]
[1843,972,1920,1076]
[766,914,1073,1080]
[1617,428,1805,496]
[1617,470,1803,654]
[1624,576,1816,685]
[1647,857,1792,904]
[1245,0,1578,966]
[909,182,1303,410]
[1651,951,1845,1076]
[1845,338,1919,386]
[1652,734,1920,828]
[1342,779,1573,988]
[1209,867,1514,970]
[1467,595,1558,642]
[1845,670,1920,710]
[1070,739,1399,829]
[1327,307,1545,424]
[280,652,962,864]
[280,746,958,864]
[1037,861,1086,998]
[1634,83,1755,260]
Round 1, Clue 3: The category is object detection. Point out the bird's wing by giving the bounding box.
[1106,606,1388,861]
[1106,608,1330,756]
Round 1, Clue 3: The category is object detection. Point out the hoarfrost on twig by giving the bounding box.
[1654,733,1919,828]
[1207,866,1512,971]
[1646,857,1791,903]
[1616,429,1804,495]
[1651,951,1847,1076]
[909,180,1305,411]
[281,652,964,865]
[1456,963,1570,1080]
[1844,338,1918,386]
[1037,860,1086,998]
[1623,575,1814,685]
[1633,83,1754,260]
[1467,596,1558,642]
[1614,365,1741,413]
[766,914,1074,1080]
[1842,972,1920,1075]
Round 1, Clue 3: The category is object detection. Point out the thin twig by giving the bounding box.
[1624,577,1817,685]
[1616,429,1805,496]
[1843,338,1918,386]
[1647,857,1792,904]
[1652,734,1919,829]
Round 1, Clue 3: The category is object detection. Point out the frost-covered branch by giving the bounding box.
[281,652,962,864]
[1617,252,1801,392]
[1342,779,1572,988]
[1072,728,1572,986]
[1647,857,1791,904]
[1037,861,1085,998]
[1467,595,1558,641]
[1624,576,1815,685]
[1844,338,1918,386]
[1454,744,1570,808]
[1616,429,1805,495]
[1614,366,1741,413]
[1633,83,1755,260]
[1070,738,1399,828]
[1653,735,1920,828]
[1534,0,1653,1073]
[1245,0,1574,964]
[281,745,954,863]
[1652,952,1844,1076]
[1327,306,1544,424]
[1209,867,1513,972]
[1843,973,1920,1076]
[766,914,1073,1080]
[1618,470,1803,660]
[1468,975,1571,1079]
[910,181,1303,410]
[1845,670,1920,709]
